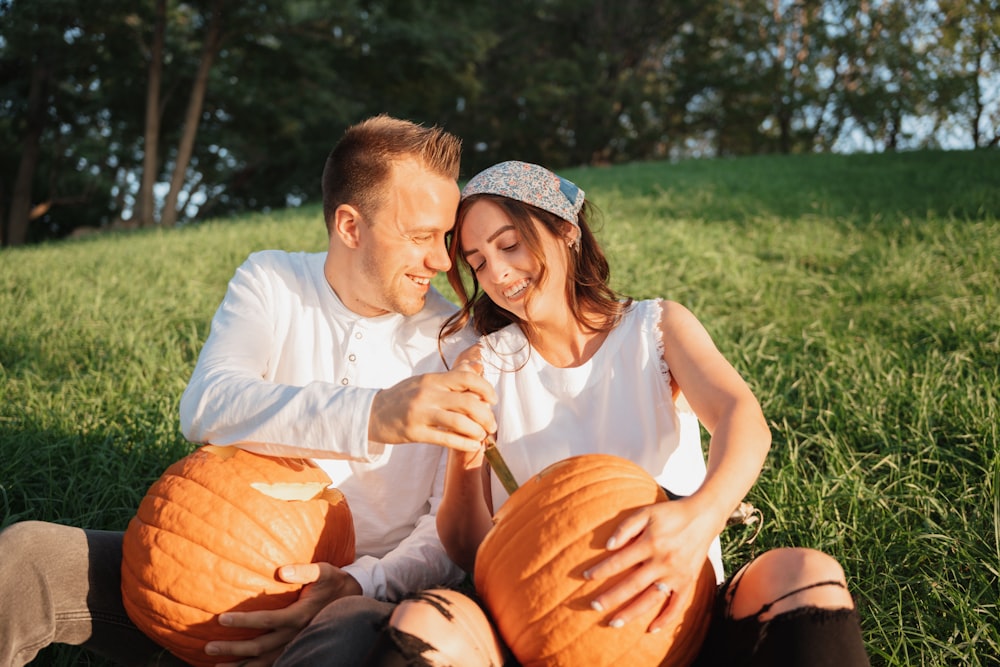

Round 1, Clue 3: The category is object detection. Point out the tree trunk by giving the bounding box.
[136,0,167,227]
[1,179,7,246]
[161,0,223,228]
[6,61,50,246]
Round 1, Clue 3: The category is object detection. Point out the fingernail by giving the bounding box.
[217,613,231,626]
[649,626,661,634]
[205,644,220,655]
[606,536,617,549]
[591,600,604,612]
[609,618,625,628]
[582,569,592,580]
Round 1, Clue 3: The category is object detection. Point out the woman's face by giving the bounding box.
[460,199,571,324]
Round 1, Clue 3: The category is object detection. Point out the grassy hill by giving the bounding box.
[2,149,998,665]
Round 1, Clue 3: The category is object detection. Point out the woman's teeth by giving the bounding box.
[504,279,529,299]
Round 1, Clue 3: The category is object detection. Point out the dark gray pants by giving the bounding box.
[273,596,395,666]
[0,521,393,667]
[0,521,179,667]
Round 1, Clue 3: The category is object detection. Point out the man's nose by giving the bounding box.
[427,238,451,273]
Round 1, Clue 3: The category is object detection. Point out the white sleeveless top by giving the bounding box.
[480,299,724,580]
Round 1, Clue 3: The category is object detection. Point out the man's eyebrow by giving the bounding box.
[399,225,445,240]
[463,225,515,258]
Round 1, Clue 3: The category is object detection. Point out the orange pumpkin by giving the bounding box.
[121,445,355,666]
[473,454,716,667]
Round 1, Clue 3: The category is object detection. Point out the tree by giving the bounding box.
[5,57,49,246]
[937,0,1000,148]
[451,0,709,171]
[135,0,167,228]
[0,0,148,245]
[161,0,224,228]
[2,0,996,245]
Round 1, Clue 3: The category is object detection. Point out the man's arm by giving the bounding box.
[179,253,382,460]
[341,447,464,600]
[180,253,493,459]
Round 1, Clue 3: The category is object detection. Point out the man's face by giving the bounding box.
[343,159,459,317]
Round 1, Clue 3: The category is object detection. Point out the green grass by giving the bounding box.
[2,149,998,665]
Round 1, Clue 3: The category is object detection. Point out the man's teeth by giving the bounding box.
[411,276,430,285]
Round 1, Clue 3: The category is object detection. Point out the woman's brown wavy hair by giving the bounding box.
[439,194,631,345]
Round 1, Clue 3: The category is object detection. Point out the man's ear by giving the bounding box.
[333,204,363,248]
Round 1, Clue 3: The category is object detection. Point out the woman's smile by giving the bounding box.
[502,278,531,300]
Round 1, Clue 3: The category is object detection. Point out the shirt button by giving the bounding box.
[355,332,363,339]
[341,378,349,385]
[348,353,357,362]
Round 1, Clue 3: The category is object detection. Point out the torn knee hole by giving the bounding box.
[386,626,439,658]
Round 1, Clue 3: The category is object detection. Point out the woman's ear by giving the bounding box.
[333,204,363,248]
[565,224,581,251]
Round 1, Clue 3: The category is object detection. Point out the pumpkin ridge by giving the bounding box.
[503,564,610,658]
[476,479,660,595]
[508,559,716,666]
[501,462,656,521]
[171,457,320,540]
[151,469,325,566]
[474,464,656,586]
[140,482,296,573]
[122,564,222,638]
[487,489,658,653]
[521,565,712,665]
[125,520,294,600]
[483,483,653,589]
[142,476,301,571]
[314,489,355,566]
[488,453,641,522]
[476,455,717,667]
[123,565,286,639]
[121,446,355,666]
[119,594,252,665]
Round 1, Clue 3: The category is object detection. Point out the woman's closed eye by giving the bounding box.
[471,243,518,273]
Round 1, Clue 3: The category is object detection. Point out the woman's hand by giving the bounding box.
[582,498,718,633]
[204,563,362,666]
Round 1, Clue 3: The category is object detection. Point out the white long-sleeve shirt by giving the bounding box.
[179,250,468,600]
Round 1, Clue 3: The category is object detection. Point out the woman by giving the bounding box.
[364,161,870,666]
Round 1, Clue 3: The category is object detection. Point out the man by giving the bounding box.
[0,115,496,667]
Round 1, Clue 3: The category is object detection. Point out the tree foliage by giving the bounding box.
[0,0,995,245]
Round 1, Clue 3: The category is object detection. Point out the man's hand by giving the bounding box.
[369,363,497,451]
[205,563,362,667]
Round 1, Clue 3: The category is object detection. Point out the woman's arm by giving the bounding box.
[658,299,772,535]
[435,343,497,572]
[437,448,495,573]
[584,299,772,631]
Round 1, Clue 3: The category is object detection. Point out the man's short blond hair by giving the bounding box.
[322,115,462,232]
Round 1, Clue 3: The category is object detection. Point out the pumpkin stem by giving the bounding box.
[483,436,519,495]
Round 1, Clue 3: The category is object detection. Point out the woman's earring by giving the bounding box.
[568,237,580,252]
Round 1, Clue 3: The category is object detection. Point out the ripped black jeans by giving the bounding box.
[692,565,871,666]
[364,572,870,667]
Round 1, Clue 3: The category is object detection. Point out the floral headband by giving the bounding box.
[461,161,585,226]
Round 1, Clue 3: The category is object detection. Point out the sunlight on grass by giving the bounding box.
[2,150,997,666]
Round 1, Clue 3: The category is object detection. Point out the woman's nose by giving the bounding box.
[484,257,511,284]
